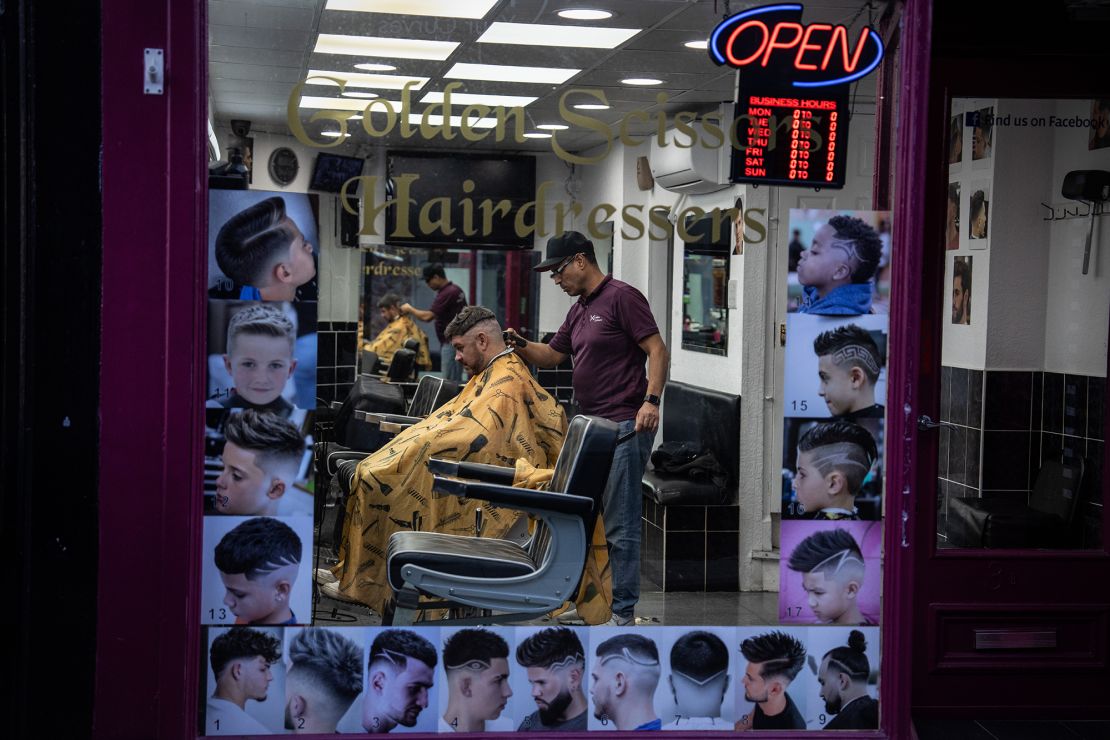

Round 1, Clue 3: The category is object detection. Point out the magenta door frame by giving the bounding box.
[92,1,931,737]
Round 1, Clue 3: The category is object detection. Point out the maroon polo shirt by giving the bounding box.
[430,281,466,342]
[549,276,660,422]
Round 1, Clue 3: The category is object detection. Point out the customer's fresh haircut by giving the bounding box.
[226,303,296,354]
[813,325,883,384]
[444,305,499,340]
[797,422,878,494]
[377,292,402,309]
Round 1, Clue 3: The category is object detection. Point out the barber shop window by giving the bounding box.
[682,213,731,356]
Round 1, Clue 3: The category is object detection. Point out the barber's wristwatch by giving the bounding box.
[644,394,661,406]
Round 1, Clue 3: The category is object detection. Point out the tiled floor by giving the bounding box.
[312,570,780,627]
[914,718,1110,740]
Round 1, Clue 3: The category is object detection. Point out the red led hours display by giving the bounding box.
[731,93,849,189]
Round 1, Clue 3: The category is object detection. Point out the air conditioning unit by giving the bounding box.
[649,106,733,195]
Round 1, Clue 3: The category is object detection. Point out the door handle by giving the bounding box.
[917,414,960,432]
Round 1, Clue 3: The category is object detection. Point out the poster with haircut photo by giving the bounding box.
[779,520,882,626]
[201,515,313,627]
[782,417,883,521]
[951,256,973,325]
[948,112,964,167]
[733,626,812,731]
[205,300,316,422]
[1089,98,1110,150]
[511,626,592,733]
[204,625,285,736]
[208,189,319,302]
[967,182,990,245]
[945,181,961,250]
[282,627,369,734]
[805,626,881,730]
[362,626,441,735]
[783,314,888,421]
[437,626,517,733]
[650,626,737,731]
[786,209,892,316]
[970,106,994,165]
[587,627,666,731]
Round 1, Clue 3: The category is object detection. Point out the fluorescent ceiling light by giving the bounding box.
[684,40,708,50]
[557,9,612,20]
[622,77,663,85]
[536,123,569,130]
[416,113,499,129]
[354,62,396,71]
[419,91,538,108]
[300,95,399,111]
[315,34,458,61]
[306,69,429,90]
[446,62,580,84]
[325,0,498,19]
[573,103,609,110]
[321,131,352,138]
[342,91,379,98]
[477,22,639,49]
[523,132,553,138]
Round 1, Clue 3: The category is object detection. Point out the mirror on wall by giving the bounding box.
[681,213,730,356]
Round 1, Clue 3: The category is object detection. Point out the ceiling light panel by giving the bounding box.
[477,22,640,49]
[419,91,539,108]
[300,95,400,111]
[314,34,458,61]
[306,69,430,90]
[557,9,612,21]
[446,63,581,84]
[325,0,499,20]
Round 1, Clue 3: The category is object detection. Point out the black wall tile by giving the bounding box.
[1032,372,1044,431]
[705,532,740,591]
[335,383,353,402]
[941,366,953,422]
[707,505,740,531]
[664,532,705,591]
[664,505,705,532]
[1064,375,1089,437]
[1083,440,1103,504]
[1062,434,1085,465]
[1089,376,1105,441]
[984,371,1032,430]
[317,367,335,385]
[336,367,355,384]
[936,479,949,535]
[1041,432,1064,466]
[965,428,981,488]
[968,370,984,429]
[318,332,336,368]
[948,426,966,484]
[937,423,950,479]
[318,385,335,405]
[982,431,1031,490]
[1043,372,1064,433]
[950,367,969,426]
[336,332,357,367]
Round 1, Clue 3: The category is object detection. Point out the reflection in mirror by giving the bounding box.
[936,97,1107,551]
[681,214,730,356]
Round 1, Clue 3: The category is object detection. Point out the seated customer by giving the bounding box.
[214,409,306,516]
[796,215,883,315]
[813,324,884,421]
[791,421,878,520]
[214,195,316,301]
[363,292,432,371]
[325,306,568,615]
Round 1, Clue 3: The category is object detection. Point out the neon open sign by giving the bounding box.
[709,3,884,88]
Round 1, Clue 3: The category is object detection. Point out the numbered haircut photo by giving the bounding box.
[204,625,286,735]
[785,209,891,316]
[783,314,889,420]
[779,521,882,625]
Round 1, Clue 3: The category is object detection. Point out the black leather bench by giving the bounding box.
[640,381,741,591]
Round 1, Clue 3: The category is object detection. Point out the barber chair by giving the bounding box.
[382,414,619,626]
[946,459,1086,548]
[317,374,460,553]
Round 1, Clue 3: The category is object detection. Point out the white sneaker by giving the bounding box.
[315,568,339,585]
[555,607,584,625]
[605,614,634,627]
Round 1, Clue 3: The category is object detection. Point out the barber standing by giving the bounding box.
[401,263,467,381]
[507,230,668,627]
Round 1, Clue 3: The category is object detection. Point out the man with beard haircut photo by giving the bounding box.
[361,629,437,733]
[817,630,878,729]
[515,627,589,732]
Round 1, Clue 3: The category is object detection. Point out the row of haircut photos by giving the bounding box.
[203,624,880,735]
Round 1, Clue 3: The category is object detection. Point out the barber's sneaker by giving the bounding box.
[555,607,585,625]
[315,567,339,585]
[605,614,634,627]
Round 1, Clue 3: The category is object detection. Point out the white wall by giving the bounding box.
[1045,99,1110,378]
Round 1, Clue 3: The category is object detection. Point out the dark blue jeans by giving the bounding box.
[602,419,655,619]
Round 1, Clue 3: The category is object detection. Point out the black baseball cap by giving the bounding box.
[534,231,595,272]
